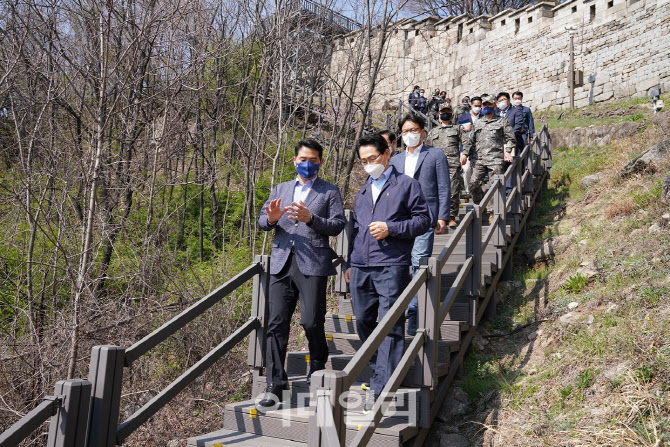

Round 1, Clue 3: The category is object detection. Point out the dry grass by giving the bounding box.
[604,198,638,219]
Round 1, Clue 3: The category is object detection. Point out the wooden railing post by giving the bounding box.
[415,256,439,427]
[493,176,506,250]
[86,346,124,447]
[308,370,346,447]
[47,379,91,447]
[465,204,482,327]
[247,255,270,372]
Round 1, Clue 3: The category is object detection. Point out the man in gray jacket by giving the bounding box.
[390,113,451,336]
[257,139,346,408]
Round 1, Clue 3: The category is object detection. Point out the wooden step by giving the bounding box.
[338,299,471,324]
[284,351,450,384]
[325,332,459,356]
[251,376,422,413]
[222,400,418,446]
[188,428,305,446]
[325,315,468,338]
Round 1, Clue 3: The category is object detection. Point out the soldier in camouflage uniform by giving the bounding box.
[425,104,472,228]
[462,95,515,217]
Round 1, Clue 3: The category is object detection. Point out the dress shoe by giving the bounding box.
[306,359,326,385]
[257,383,287,408]
[407,310,417,336]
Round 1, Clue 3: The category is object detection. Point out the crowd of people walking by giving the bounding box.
[254,88,535,414]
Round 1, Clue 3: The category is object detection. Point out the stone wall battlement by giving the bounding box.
[330,0,670,111]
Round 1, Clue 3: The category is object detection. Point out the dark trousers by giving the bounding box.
[350,265,411,396]
[265,252,328,388]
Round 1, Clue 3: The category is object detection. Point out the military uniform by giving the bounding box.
[463,115,515,205]
[426,123,471,220]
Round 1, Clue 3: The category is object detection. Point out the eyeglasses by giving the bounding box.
[401,127,422,135]
[360,153,383,166]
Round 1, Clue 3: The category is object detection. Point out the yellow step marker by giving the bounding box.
[357,424,362,430]
[326,334,333,341]
[305,354,310,363]
[345,315,352,322]
[249,408,257,419]
[214,443,224,447]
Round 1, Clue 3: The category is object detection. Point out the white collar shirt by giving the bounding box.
[404,144,423,179]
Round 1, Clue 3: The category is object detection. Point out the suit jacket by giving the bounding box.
[259,177,345,276]
[499,107,525,133]
[390,145,451,227]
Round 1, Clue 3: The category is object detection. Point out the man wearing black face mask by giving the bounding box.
[426,104,472,228]
[257,139,346,408]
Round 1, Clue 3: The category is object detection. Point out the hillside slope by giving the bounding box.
[430,100,669,447]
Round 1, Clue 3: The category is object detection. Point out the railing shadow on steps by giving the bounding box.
[0,124,551,447]
[307,124,552,447]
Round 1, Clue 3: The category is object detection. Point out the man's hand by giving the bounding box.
[265,198,286,223]
[286,201,312,223]
[504,152,514,163]
[460,154,468,166]
[344,268,351,283]
[463,123,472,132]
[368,221,389,240]
[436,219,447,234]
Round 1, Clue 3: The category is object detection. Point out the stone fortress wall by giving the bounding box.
[330,0,670,111]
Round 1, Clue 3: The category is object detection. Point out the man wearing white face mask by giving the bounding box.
[390,113,451,336]
[344,133,431,411]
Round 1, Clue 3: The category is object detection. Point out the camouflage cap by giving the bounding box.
[480,94,495,105]
[439,104,453,111]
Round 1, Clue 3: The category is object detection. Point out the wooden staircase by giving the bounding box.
[187,202,531,447]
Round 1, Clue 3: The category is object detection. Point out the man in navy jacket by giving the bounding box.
[344,133,431,411]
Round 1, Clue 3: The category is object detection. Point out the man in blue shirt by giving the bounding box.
[344,133,431,411]
[512,91,535,143]
[258,139,346,408]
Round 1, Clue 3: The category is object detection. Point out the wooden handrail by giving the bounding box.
[481,214,501,252]
[350,329,426,446]
[436,210,474,268]
[0,398,60,447]
[116,317,260,443]
[124,262,262,366]
[341,268,428,388]
[438,256,474,323]
[477,177,500,212]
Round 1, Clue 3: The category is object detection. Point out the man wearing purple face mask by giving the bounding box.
[258,139,345,409]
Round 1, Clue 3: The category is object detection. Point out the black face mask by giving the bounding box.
[440,113,453,122]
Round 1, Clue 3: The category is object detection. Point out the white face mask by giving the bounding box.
[497,100,508,110]
[513,99,522,107]
[402,132,422,148]
[364,163,385,180]
[471,106,481,114]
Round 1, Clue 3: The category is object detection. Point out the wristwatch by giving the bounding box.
[307,213,314,226]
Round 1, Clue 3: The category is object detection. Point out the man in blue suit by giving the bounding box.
[257,139,345,408]
[390,113,451,335]
[344,133,431,411]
